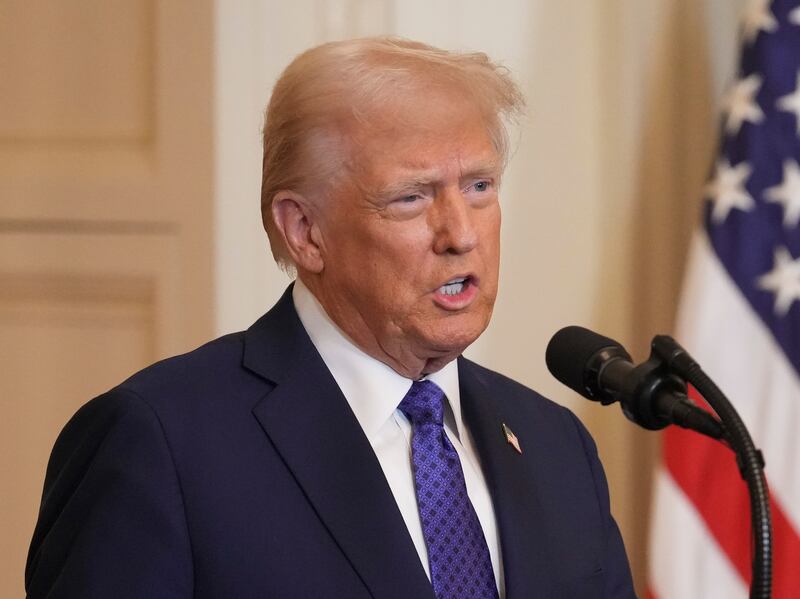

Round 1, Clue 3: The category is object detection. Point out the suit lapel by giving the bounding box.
[244,288,435,599]
[458,358,556,598]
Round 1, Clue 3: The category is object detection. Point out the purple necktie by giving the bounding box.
[398,380,499,599]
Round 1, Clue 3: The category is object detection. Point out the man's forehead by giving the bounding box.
[341,129,501,193]
[333,98,502,189]
[346,86,490,137]
[393,153,501,176]
[349,115,498,161]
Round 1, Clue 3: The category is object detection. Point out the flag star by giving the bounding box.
[723,74,764,135]
[791,6,800,26]
[757,246,800,316]
[776,72,800,136]
[765,160,800,227]
[705,159,755,223]
[742,0,779,43]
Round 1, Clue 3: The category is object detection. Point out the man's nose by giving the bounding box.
[431,188,479,255]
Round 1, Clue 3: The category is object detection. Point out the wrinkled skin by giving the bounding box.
[278,98,503,379]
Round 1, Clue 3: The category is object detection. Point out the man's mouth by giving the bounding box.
[439,277,469,296]
[432,275,479,310]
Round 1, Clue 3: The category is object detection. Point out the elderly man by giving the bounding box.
[26,38,636,598]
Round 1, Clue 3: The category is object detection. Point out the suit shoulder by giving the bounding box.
[27,385,194,596]
[44,386,166,478]
[113,331,255,408]
[128,331,244,378]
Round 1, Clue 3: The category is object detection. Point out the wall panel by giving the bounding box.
[0,1,213,595]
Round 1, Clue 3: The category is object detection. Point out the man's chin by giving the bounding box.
[444,310,490,342]
[417,321,488,363]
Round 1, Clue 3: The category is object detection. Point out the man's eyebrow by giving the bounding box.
[461,166,501,181]
[459,158,502,178]
[370,159,502,199]
[372,176,436,200]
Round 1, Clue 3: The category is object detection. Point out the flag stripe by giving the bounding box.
[671,232,800,596]
[664,424,750,582]
[648,470,748,599]
[675,233,800,528]
[664,411,800,597]
[653,231,800,597]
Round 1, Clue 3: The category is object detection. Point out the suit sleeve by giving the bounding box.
[567,411,638,599]
[26,388,194,598]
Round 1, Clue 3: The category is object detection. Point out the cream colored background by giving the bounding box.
[2,1,744,596]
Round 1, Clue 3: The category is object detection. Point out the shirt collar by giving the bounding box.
[292,279,464,441]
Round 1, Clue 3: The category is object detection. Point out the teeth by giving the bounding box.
[439,278,467,296]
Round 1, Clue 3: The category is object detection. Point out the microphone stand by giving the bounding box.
[651,336,772,599]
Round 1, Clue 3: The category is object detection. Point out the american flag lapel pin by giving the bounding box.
[501,423,522,454]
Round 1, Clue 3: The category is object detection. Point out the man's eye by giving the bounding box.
[470,180,492,193]
[399,194,423,203]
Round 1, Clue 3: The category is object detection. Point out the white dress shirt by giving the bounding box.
[292,280,505,596]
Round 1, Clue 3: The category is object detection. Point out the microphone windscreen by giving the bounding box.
[545,326,624,396]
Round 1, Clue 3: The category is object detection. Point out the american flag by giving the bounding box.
[648,1,800,598]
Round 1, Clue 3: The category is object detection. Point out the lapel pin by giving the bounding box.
[501,423,522,454]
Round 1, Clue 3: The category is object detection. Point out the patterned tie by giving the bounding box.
[398,380,499,599]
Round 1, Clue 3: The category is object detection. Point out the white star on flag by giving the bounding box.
[765,160,800,227]
[742,0,779,43]
[757,246,800,316]
[791,6,800,26]
[777,72,800,136]
[705,159,755,223]
[723,74,765,135]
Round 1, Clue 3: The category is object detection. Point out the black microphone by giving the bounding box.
[545,326,724,439]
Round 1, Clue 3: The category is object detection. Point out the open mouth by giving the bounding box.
[439,276,470,296]
[433,274,478,310]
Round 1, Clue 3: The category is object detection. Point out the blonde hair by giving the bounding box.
[260,36,525,267]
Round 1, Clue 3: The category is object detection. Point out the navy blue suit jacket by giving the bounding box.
[27,287,636,598]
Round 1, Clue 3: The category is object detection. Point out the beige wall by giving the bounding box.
[0,1,214,596]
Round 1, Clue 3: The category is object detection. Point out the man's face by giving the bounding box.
[308,100,502,377]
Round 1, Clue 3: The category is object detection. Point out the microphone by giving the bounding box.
[545,326,724,439]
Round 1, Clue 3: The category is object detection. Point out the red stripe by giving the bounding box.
[663,390,800,598]
[645,588,658,599]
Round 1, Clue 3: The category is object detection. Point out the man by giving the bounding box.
[26,37,636,598]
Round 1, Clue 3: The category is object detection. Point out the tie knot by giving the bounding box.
[398,379,446,426]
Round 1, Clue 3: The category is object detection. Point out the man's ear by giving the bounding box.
[271,191,325,273]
